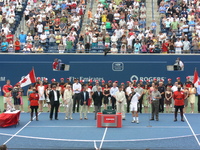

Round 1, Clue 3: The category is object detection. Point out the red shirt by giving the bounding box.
[162,42,169,52]
[29,93,39,106]
[6,34,14,43]
[52,62,58,70]
[15,41,21,50]
[54,18,60,25]
[185,81,192,88]
[35,83,40,91]
[173,91,185,106]
[3,84,13,97]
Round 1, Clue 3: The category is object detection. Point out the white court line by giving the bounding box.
[99,127,107,149]
[0,132,200,142]
[184,114,200,146]
[3,113,40,145]
[94,140,97,149]
[26,125,189,128]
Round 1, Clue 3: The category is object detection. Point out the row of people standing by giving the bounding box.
[29,76,199,115]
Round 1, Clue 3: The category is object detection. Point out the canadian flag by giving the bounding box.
[19,69,36,87]
[193,69,199,87]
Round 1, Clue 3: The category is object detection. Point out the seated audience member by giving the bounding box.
[76,42,85,53]
[58,42,65,53]
[110,44,118,53]
[1,39,8,52]
[22,45,31,53]
[7,45,14,53]
[36,46,43,53]
[127,45,133,53]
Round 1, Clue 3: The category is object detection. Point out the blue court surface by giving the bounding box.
[0,113,200,150]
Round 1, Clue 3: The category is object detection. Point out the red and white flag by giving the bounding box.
[193,69,199,87]
[18,69,36,87]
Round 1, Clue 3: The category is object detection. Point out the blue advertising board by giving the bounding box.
[0,54,199,93]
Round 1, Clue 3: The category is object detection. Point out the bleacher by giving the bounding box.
[159,0,200,53]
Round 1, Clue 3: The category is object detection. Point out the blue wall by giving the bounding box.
[0,54,199,93]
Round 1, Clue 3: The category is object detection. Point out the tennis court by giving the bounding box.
[0,112,199,150]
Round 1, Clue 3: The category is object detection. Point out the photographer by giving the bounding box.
[174,57,184,71]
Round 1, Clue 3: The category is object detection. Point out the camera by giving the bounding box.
[8,87,13,91]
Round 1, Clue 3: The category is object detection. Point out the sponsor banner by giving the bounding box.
[68,76,105,82]
[130,75,166,82]
[103,116,116,124]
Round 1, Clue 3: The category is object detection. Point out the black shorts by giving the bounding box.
[30,106,38,109]
[174,105,184,109]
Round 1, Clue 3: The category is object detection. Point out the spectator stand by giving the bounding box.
[15,0,87,53]
[82,0,154,54]
[0,0,28,52]
[159,0,200,54]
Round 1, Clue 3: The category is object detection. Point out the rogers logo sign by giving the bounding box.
[106,118,115,121]
[130,75,166,82]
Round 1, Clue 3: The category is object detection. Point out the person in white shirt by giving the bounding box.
[137,31,144,41]
[175,57,184,70]
[22,45,31,53]
[116,86,126,120]
[127,19,133,30]
[129,88,141,123]
[174,38,183,54]
[26,33,33,43]
[111,33,118,45]
[63,85,73,120]
[37,22,43,34]
[119,19,126,27]
[114,27,122,39]
[1,24,10,35]
[110,44,118,53]
[182,38,190,53]
[127,34,134,47]
[72,79,82,113]
[113,11,120,23]
[126,82,133,113]
[171,82,178,92]
[45,4,52,13]
[40,32,47,45]
[110,82,119,110]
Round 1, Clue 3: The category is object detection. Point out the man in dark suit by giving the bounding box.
[92,86,104,120]
[80,86,89,120]
[49,85,60,120]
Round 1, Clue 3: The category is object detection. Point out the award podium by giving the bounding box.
[97,106,122,128]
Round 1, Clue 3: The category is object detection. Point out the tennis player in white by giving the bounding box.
[129,87,141,124]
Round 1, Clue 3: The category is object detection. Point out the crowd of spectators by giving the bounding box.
[159,0,200,54]
[82,0,200,54]
[1,0,86,53]
[1,0,200,54]
[83,0,149,54]
[0,0,25,53]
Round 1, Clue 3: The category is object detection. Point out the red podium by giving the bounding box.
[0,110,20,127]
[97,112,122,128]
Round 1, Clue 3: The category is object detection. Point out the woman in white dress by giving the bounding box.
[37,81,45,112]
[85,84,92,113]
[45,84,52,112]
[188,84,196,113]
